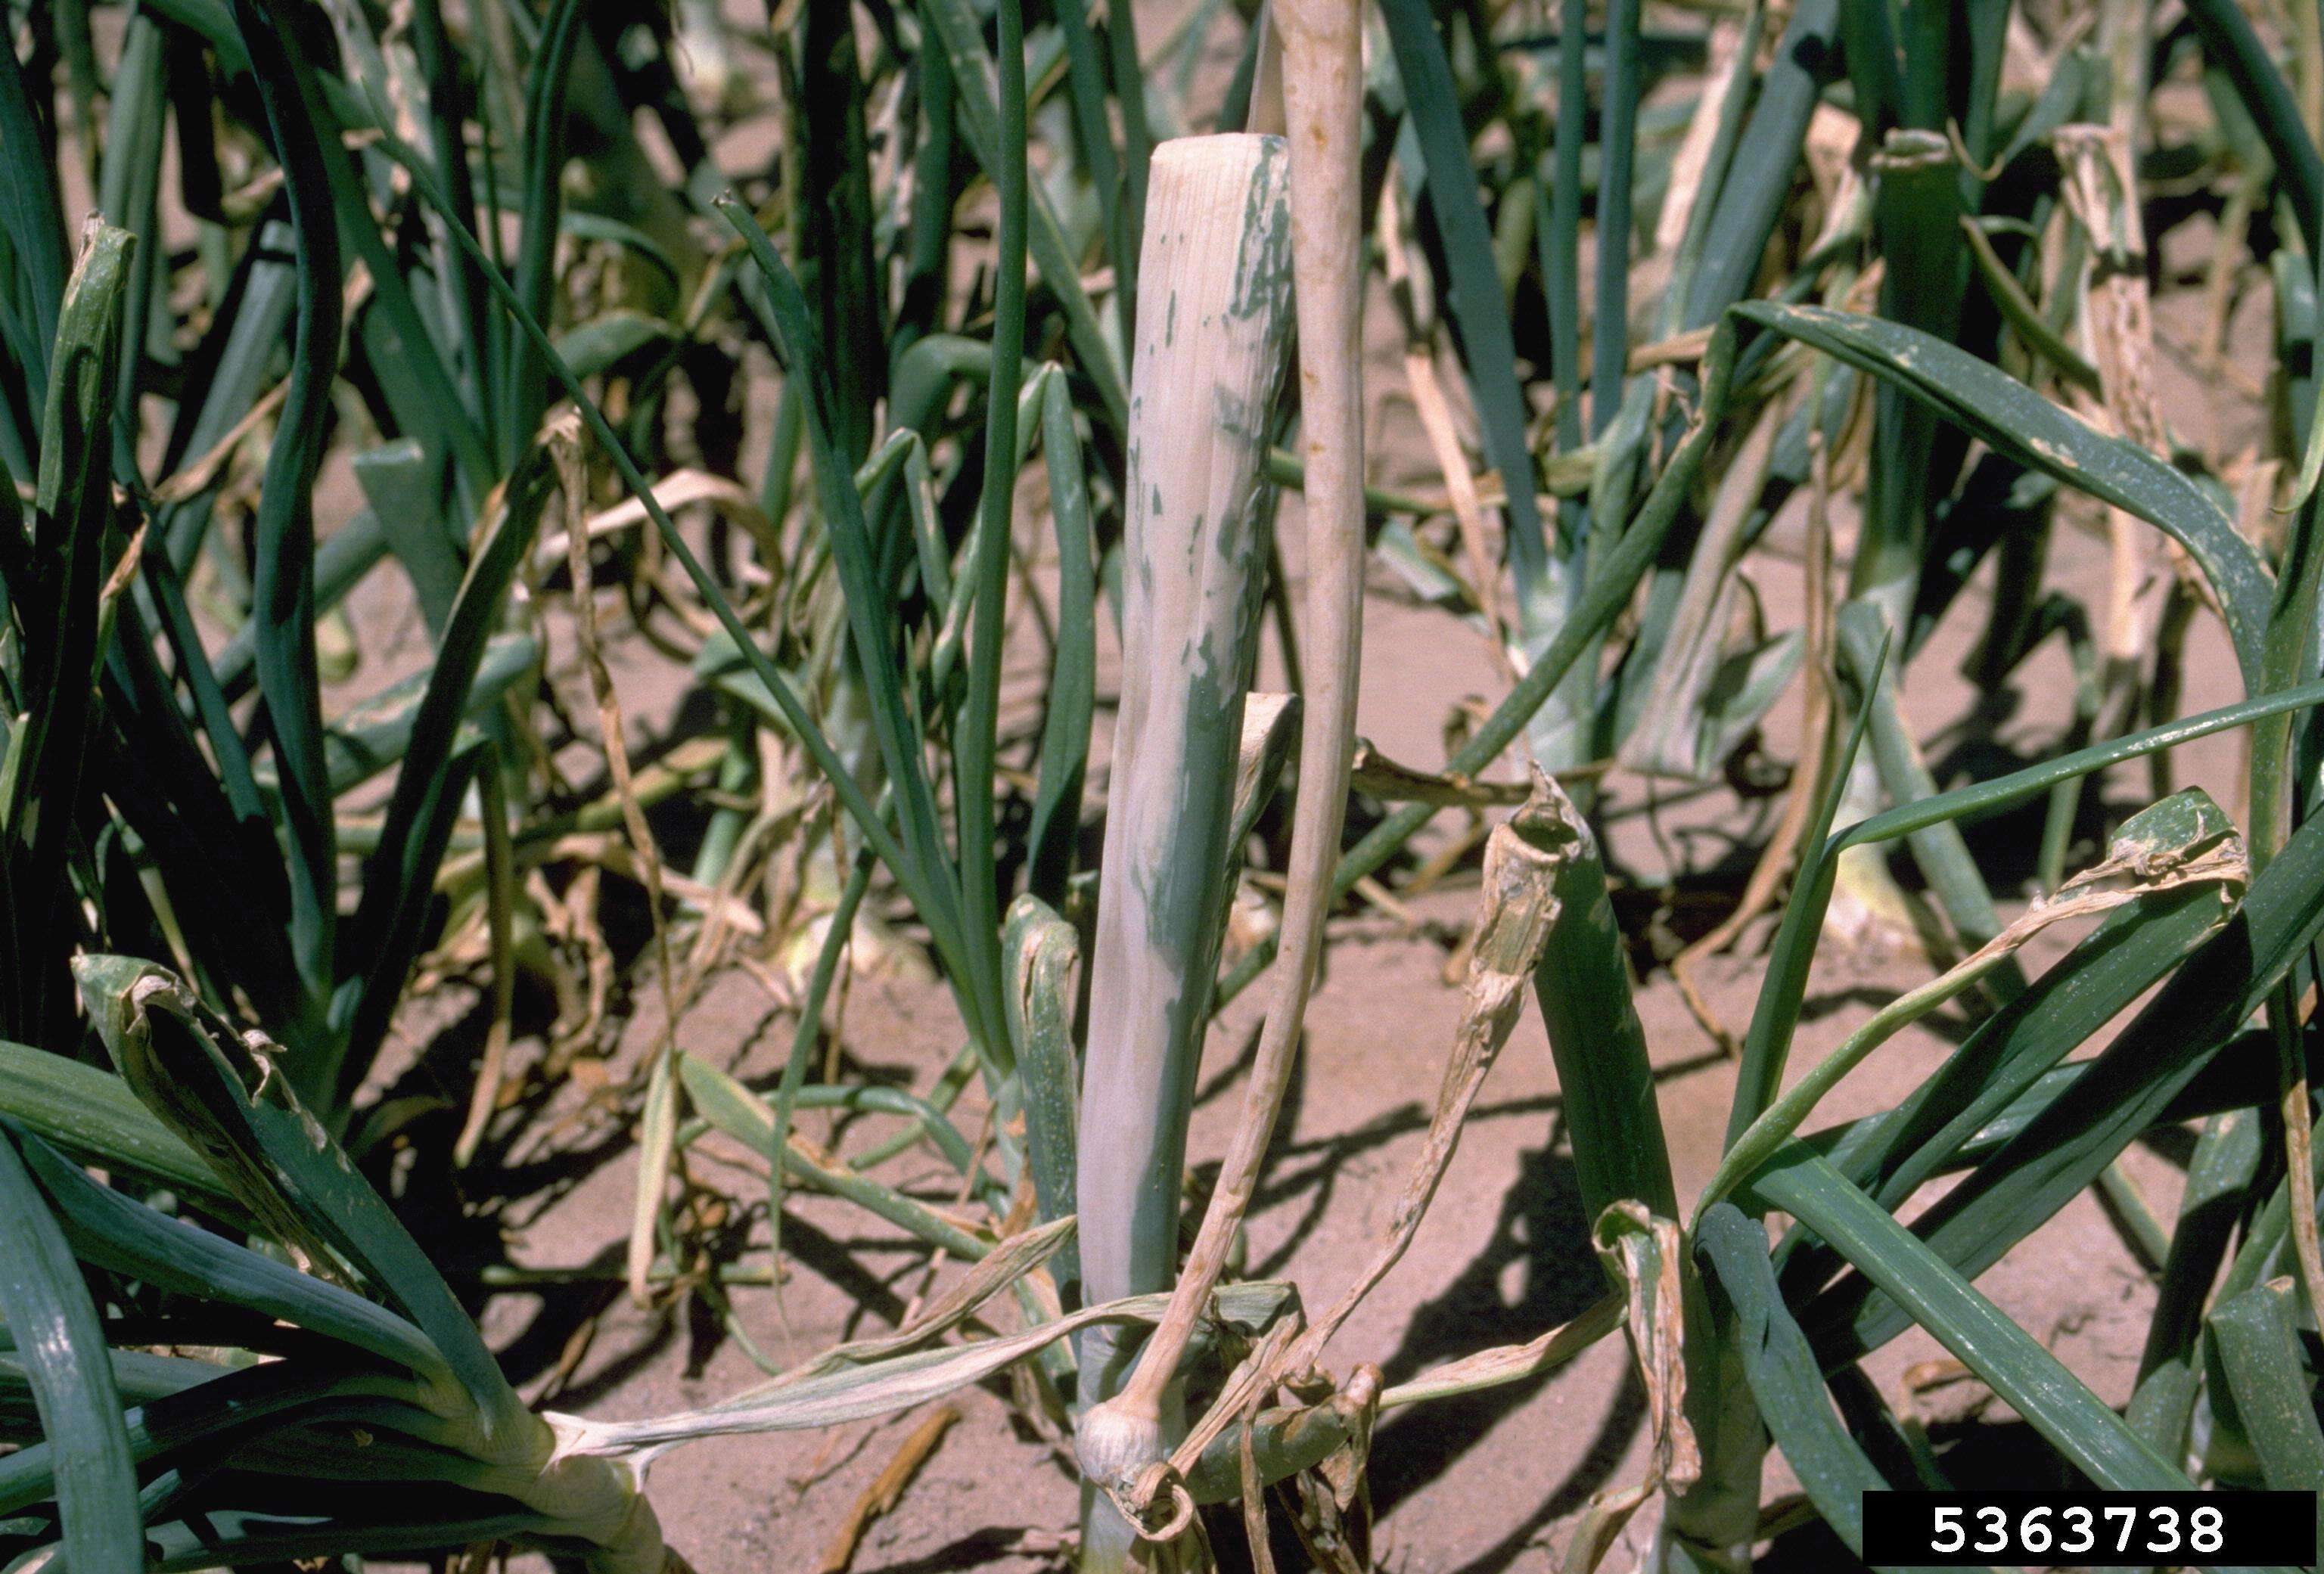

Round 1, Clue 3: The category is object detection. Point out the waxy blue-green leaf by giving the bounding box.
[498,0,585,464]
[912,0,1127,430]
[1697,1206,1926,1566]
[0,1124,138,1569]
[2183,0,2324,241]
[231,0,345,1012]
[0,1327,433,1520]
[1736,300,2273,685]
[1807,787,2324,1361]
[1835,597,2019,985]
[1682,0,1840,327]
[0,1037,225,1206]
[1527,774,1676,1222]
[2211,1278,2324,1520]
[355,439,462,640]
[1378,0,1548,584]
[1743,1146,2198,1495]
[1783,789,2242,1293]
[157,218,298,573]
[1026,371,1098,905]
[5,220,132,1049]
[0,26,68,422]
[14,1128,450,1391]
[1729,677,2324,1160]
[2129,1108,2267,1467]
[952,0,1033,1056]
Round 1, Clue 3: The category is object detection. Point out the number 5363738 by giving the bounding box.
[1863,1490,2313,1566]
[1928,1501,2222,1557]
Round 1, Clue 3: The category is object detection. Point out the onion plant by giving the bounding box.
[20,2,2324,1572]
[1070,130,1295,1563]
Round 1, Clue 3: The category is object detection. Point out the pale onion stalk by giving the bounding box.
[1069,132,1296,1572]
[1078,0,1366,1556]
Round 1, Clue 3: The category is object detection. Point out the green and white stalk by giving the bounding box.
[1079,5,1367,1559]
[1828,129,1965,948]
[1070,132,1295,1570]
